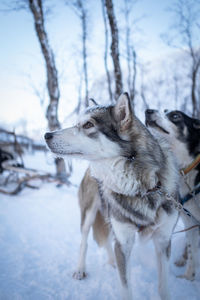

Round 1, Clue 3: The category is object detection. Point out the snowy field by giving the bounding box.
[0,152,200,300]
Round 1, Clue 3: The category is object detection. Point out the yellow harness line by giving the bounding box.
[180,154,200,175]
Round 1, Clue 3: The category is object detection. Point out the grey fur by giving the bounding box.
[166,241,171,259]
[115,241,128,285]
[45,93,179,300]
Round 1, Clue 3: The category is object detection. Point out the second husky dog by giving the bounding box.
[145,109,200,281]
[45,93,179,300]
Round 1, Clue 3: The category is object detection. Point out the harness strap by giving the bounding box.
[173,224,200,234]
[180,153,200,175]
[180,184,200,205]
[179,154,200,205]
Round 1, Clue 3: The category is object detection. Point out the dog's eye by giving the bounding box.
[82,121,94,129]
[171,113,182,121]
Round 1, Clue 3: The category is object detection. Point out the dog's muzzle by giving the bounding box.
[145,109,158,126]
[145,109,158,116]
[145,110,170,134]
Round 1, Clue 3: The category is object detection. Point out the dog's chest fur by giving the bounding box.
[91,158,141,196]
[90,156,174,228]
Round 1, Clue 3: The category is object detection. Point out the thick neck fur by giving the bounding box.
[91,118,156,196]
[171,138,194,169]
[90,149,176,198]
[90,157,148,197]
[91,116,177,198]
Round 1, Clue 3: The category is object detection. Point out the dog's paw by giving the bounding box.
[174,245,187,267]
[177,273,195,281]
[73,270,87,280]
[174,257,187,267]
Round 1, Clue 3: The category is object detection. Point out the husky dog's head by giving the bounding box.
[45,93,148,161]
[145,109,200,160]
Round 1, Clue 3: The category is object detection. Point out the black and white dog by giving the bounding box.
[145,109,200,280]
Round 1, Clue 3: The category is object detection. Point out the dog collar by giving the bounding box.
[180,154,200,176]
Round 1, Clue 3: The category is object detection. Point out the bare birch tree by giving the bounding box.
[28,0,69,182]
[104,0,123,100]
[163,0,200,117]
[140,67,149,110]
[123,0,137,104]
[66,0,89,108]
[0,0,71,182]
[101,0,113,103]
[77,0,89,108]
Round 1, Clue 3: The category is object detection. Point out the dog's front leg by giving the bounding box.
[73,202,98,280]
[111,218,135,300]
[153,235,171,300]
[179,215,199,280]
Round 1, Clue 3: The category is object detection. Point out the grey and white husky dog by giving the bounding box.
[145,109,200,281]
[45,93,179,300]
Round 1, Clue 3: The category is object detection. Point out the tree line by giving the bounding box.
[1,0,200,181]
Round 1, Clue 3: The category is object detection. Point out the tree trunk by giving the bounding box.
[29,0,69,183]
[130,48,137,104]
[191,68,197,117]
[105,0,123,100]
[191,60,200,118]
[101,0,113,103]
[123,0,137,105]
[124,0,131,99]
[71,0,89,108]
[81,1,89,108]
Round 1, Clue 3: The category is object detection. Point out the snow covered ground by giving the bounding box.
[0,152,200,300]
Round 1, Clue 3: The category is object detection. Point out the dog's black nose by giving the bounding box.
[145,109,156,115]
[44,132,53,140]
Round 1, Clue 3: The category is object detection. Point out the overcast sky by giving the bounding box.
[0,0,175,139]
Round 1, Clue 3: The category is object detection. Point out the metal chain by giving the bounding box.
[159,189,200,227]
[181,171,195,197]
[164,191,185,213]
[146,187,200,233]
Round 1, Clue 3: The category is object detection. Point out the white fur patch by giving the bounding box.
[111,217,136,244]
[90,157,140,196]
[47,126,121,160]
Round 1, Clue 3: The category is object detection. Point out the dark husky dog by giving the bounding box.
[45,93,179,300]
[145,109,200,281]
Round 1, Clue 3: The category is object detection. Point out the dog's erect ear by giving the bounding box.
[114,93,133,129]
[89,98,98,106]
[193,119,200,129]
